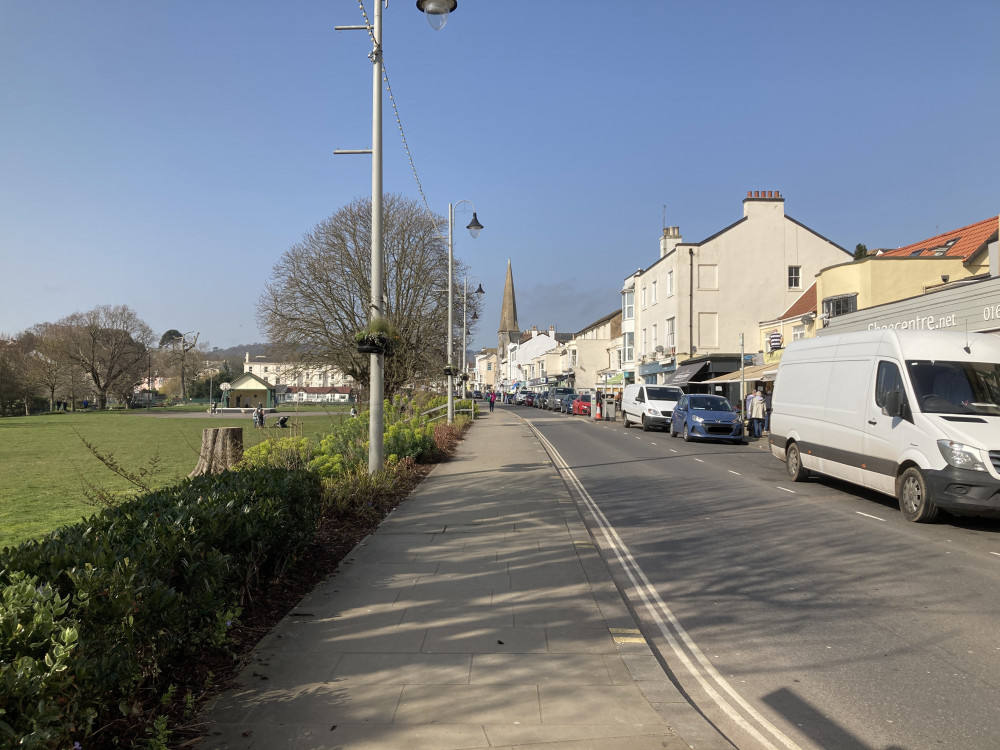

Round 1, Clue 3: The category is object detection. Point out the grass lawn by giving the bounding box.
[0,408,351,549]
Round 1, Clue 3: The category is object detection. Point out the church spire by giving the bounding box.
[497,258,520,352]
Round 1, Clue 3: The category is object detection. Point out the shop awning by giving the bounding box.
[663,361,707,386]
[702,363,778,384]
[604,373,625,385]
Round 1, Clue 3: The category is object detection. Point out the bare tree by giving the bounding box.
[21,323,75,411]
[257,194,483,395]
[158,329,201,401]
[55,305,155,409]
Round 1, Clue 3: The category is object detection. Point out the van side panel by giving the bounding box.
[770,359,832,471]
[817,356,874,484]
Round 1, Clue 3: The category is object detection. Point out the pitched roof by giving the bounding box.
[778,283,817,320]
[229,372,274,391]
[880,216,998,260]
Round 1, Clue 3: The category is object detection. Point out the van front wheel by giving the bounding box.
[785,442,810,482]
[897,467,940,523]
[622,412,631,428]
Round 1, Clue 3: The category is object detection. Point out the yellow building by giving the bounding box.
[758,216,998,350]
[817,216,997,326]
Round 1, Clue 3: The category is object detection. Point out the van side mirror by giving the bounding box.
[883,390,906,418]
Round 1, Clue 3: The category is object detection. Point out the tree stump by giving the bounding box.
[190,427,244,477]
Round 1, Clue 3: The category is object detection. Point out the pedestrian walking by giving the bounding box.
[489,391,496,412]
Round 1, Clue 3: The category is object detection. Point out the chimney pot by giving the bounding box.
[747,191,752,198]
[754,191,760,198]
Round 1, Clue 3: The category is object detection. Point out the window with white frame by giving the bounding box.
[651,324,657,353]
[788,265,802,289]
[623,290,634,320]
[666,270,674,296]
[666,317,676,350]
[623,332,634,362]
[486,362,492,371]
[651,280,657,304]
[569,349,578,366]
[640,286,647,309]
[792,324,805,340]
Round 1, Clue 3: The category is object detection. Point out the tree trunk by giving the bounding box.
[190,427,244,477]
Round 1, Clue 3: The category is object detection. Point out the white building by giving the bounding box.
[243,353,355,390]
[628,190,851,388]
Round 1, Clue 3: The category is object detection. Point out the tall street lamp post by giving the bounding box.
[446,201,483,423]
[336,0,461,472]
[461,277,485,396]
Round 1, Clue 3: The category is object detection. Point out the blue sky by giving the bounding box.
[2,1,998,354]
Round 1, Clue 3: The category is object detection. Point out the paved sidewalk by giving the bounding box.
[198,408,732,749]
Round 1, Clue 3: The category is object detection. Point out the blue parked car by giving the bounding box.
[670,394,744,444]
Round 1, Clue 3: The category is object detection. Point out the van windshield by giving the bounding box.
[906,360,1000,416]
[645,387,682,401]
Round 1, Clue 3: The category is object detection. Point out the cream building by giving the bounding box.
[555,309,621,393]
[473,348,498,392]
[629,190,851,387]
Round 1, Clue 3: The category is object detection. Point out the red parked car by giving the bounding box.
[571,394,591,416]
[524,392,537,407]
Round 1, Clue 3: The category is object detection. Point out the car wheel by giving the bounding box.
[785,441,810,482]
[897,466,940,523]
[682,423,692,442]
[622,411,631,428]
[641,415,650,432]
[669,422,677,438]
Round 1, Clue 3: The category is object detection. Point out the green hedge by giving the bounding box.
[0,468,322,749]
[0,398,468,748]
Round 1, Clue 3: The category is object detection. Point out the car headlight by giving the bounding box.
[937,440,987,472]
[691,414,704,423]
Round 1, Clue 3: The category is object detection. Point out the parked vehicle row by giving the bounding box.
[514,390,594,417]
[514,384,746,443]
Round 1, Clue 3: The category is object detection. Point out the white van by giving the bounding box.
[621,384,684,431]
[769,329,1000,522]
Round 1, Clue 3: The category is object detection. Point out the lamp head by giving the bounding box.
[466,211,483,239]
[474,283,485,295]
[416,0,457,30]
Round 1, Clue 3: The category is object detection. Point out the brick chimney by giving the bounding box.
[743,189,785,218]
